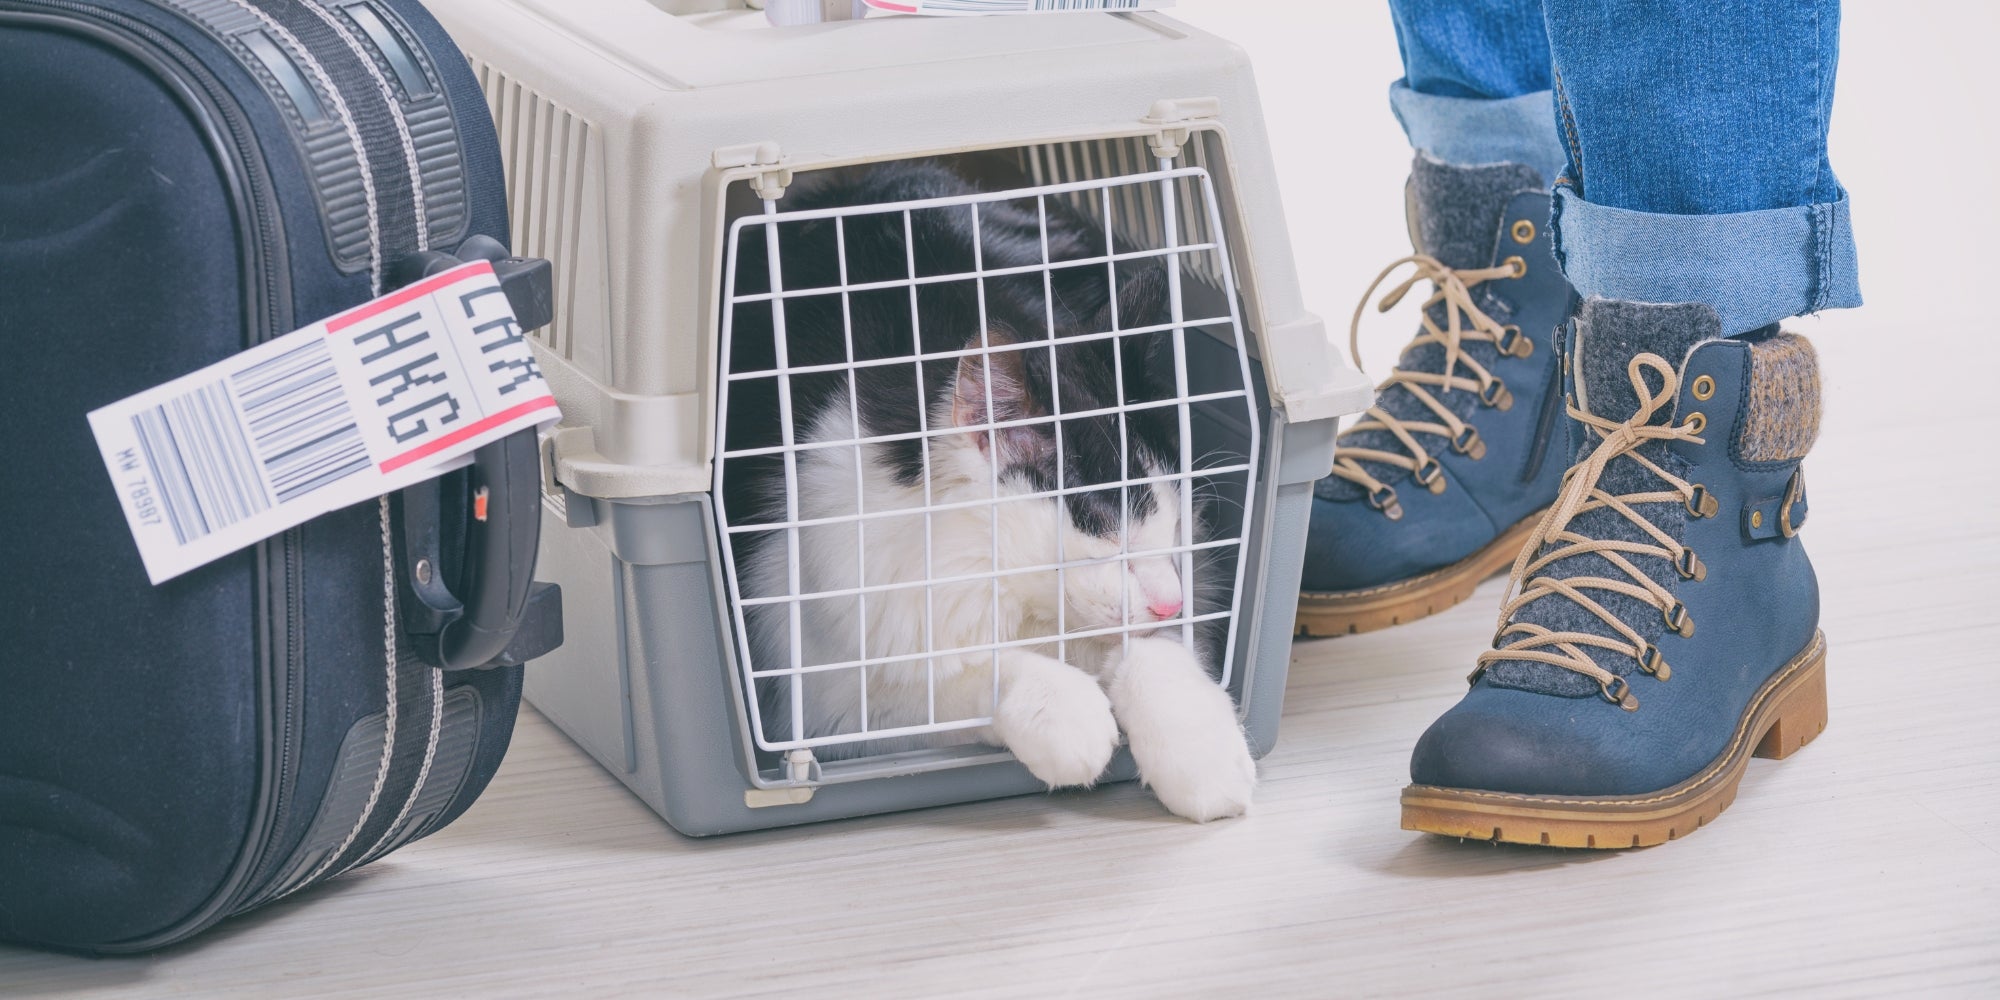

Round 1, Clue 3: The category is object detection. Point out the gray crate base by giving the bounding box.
[526,409,1328,837]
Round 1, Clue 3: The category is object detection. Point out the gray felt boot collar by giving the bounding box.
[1572,298,1721,425]
[1409,152,1546,271]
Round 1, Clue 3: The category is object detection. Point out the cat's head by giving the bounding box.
[930,266,1193,635]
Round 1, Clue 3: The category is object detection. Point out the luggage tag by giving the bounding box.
[862,0,1174,15]
[88,261,560,584]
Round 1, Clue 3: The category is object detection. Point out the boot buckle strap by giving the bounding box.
[1742,466,1809,541]
[1782,466,1807,538]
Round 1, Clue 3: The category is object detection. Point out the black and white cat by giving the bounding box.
[723,160,1254,821]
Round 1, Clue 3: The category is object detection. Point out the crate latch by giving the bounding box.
[713,140,794,200]
[1141,97,1221,159]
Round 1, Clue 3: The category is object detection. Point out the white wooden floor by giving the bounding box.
[6,3,1998,997]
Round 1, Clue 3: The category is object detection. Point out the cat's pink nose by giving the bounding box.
[1147,597,1183,621]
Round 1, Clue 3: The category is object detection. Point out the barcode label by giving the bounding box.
[234,337,369,504]
[129,381,272,545]
[90,262,560,584]
[863,0,1171,15]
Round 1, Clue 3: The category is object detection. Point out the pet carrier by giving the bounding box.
[422,0,1372,834]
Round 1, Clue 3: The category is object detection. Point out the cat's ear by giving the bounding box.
[951,328,1049,468]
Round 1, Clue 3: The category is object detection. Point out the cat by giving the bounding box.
[721,159,1255,821]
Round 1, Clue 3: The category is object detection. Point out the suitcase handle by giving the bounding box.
[390,236,562,670]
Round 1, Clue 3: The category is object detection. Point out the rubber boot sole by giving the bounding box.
[1399,630,1829,848]
[1294,511,1546,638]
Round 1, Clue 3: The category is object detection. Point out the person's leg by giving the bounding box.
[1387,0,1566,186]
[1542,0,1860,335]
[1402,0,1849,847]
[1297,0,1578,637]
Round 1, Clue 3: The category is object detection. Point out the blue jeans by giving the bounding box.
[1387,0,1862,337]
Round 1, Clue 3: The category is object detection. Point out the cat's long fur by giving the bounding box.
[722,160,1254,820]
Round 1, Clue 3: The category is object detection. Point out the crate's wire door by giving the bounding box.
[714,164,1261,758]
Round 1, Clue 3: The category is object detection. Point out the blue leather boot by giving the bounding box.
[1401,299,1827,848]
[1297,155,1578,636]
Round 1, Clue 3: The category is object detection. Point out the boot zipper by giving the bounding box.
[1520,328,1570,484]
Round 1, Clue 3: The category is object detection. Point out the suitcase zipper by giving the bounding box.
[0,0,302,953]
[251,530,306,911]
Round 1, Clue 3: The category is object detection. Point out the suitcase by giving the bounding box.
[0,0,561,952]
[425,0,1373,835]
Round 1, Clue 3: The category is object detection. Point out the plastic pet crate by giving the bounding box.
[422,0,1372,835]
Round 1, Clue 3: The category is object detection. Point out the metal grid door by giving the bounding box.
[713,161,1262,764]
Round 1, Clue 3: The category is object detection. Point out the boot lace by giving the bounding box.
[1472,354,1713,711]
[1330,253,1531,519]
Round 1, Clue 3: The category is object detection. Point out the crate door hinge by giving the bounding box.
[1141,97,1221,160]
[743,749,820,808]
[713,140,794,200]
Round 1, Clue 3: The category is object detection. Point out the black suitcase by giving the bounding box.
[0,0,560,952]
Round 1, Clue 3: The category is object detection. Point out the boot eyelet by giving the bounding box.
[1451,425,1486,459]
[1639,644,1672,681]
[1368,484,1404,520]
[1601,675,1639,711]
[1480,378,1513,410]
[1674,548,1706,581]
[1511,219,1536,244]
[1682,411,1707,435]
[1503,255,1528,279]
[1414,457,1447,493]
[1692,375,1716,400]
[1497,325,1535,358]
[1686,484,1719,518]
[1664,601,1695,638]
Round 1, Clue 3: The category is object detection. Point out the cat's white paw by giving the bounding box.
[1107,637,1256,822]
[992,657,1119,789]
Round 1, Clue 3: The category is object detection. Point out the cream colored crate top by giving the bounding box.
[423,0,1371,499]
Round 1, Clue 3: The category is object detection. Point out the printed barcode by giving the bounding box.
[126,336,372,548]
[231,337,370,503]
[130,382,271,546]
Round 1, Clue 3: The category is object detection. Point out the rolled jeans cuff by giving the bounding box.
[1550,188,1864,336]
[1388,80,1566,188]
